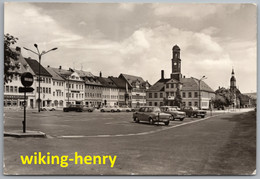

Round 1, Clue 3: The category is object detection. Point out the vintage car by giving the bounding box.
[181,106,207,118]
[160,106,186,121]
[40,106,56,111]
[133,106,173,126]
[115,106,131,112]
[82,105,95,112]
[63,105,83,112]
[100,106,118,112]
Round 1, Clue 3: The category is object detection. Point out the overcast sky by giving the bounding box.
[4,2,257,93]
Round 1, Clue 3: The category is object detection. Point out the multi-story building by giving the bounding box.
[97,74,119,106]
[119,74,150,108]
[52,67,85,106]
[76,70,103,107]
[147,45,215,109]
[109,76,131,107]
[46,66,66,108]
[24,57,53,108]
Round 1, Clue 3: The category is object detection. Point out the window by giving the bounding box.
[49,88,51,94]
[154,102,158,106]
[72,93,74,98]
[166,84,169,88]
[160,102,163,106]
[53,81,55,85]
[188,102,192,106]
[53,92,55,96]
[10,86,13,93]
[194,92,198,98]
[62,92,63,96]
[160,93,163,98]
[149,102,152,106]
[194,101,198,107]
[14,86,18,93]
[154,93,158,98]
[43,87,45,93]
[183,102,186,106]
[5,86,9,93]
[182,92,186,98]
[149,93,152,98]
[188,92,192,98]
[42,78,45,83]
[57,91,58,96]
[171,84,174,88]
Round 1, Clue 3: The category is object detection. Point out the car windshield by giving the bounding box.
[153,107,161,112]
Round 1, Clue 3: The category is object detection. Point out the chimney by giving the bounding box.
[47,65,50,68]
[100,71,102,77]
[16,46,21,52]
[59,66,62,69]
[161,70,164,79]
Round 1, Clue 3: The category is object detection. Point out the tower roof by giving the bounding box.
[232,68,235,75]
[172,45,180,50]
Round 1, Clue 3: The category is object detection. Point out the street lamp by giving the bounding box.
[192,76,207,109]
[23,44,58,112]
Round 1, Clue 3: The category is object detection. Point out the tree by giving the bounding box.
[4,33,19,84]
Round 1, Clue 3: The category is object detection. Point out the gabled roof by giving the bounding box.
[51,67,73,79]
[97,77,118,88]
[74,70,94,78]
[24,58,52,77]
[119,73,148,89]
[147,78,180,92]
[109,76,130,89]
[181,78,214,93]
[46,67,64,81]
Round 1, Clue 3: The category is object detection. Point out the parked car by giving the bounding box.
[100,106,117,112]
[160,106,186,121]
[181,106,206,118]
[115,106,131,112]
[133,106,173,125]
[63,105,83,112]
[40,106,56,111]
[131,107,140,112]
[82,106,95,112]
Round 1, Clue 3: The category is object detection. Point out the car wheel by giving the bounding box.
[63,109,68,112]
[193,114,197,118]
[180,118,184,121]
[164,121,169,126]
[88,109,92,112]
[126,110,130,112]
[134,117,139,123]
[101,109,104,112]
[201,115,205,118]
[149,118,154,125]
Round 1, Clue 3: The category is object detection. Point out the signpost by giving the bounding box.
[20,72,34,133]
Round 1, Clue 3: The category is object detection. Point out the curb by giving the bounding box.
[4,130,46,138]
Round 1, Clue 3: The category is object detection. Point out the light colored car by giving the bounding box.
[160,106,186,121]
[40,106,56,111]
[133,106,172,125]
[115,106,131,112]
[100,106,117,112]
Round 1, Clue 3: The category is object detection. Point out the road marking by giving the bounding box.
[57,114,222,139]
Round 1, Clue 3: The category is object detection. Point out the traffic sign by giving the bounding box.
[19,87,34,93]
[21,72,34,87]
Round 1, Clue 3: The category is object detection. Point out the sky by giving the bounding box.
[4,2,257,93]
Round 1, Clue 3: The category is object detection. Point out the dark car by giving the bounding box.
[160,106,186,121]
[181,106,206,118]
[133,106,172,126]
[63,105,83,112]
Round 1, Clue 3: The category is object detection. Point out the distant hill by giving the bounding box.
[243,92,257,99]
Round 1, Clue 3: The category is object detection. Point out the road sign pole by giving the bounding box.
[23,90,26,133]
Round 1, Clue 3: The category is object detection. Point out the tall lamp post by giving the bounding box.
[23,44,58,112]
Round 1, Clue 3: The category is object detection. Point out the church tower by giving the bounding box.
[170,45,182,81]
[230,68,236,90]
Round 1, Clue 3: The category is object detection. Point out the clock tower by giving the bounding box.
[171,45,182,81]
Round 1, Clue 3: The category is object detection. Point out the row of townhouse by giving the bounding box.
[4,47,150,109]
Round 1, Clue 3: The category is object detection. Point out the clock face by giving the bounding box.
[174,62,177,65]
